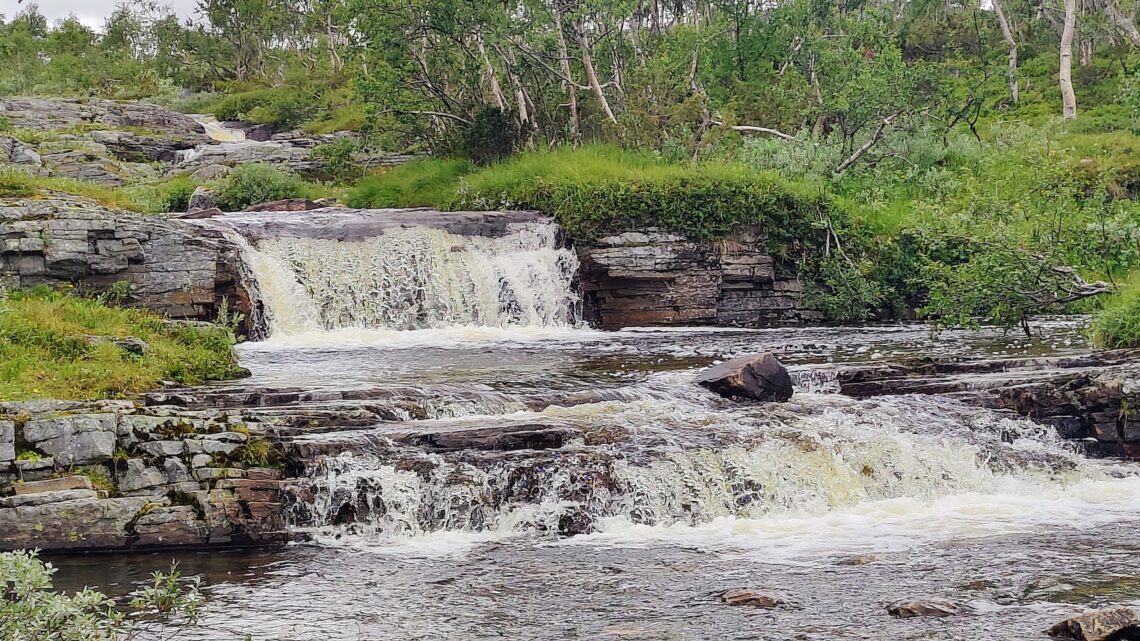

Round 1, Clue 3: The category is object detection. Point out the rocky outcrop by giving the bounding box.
[1049,607,1140,641]
[0,196,247,321]
[90,129,211,164]
[835,351,1140,457]
[720,590,783,608]
[0,97,206,136]
[695,353,794,402]
[0,399,288,552]
[578,229,822,329]
[191,208,549,241]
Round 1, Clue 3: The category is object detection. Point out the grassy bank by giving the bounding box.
[0,288,246,401]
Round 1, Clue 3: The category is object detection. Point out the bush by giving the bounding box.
[457,106,520,165]
[311,138,360,182]
[213,88,315,130]
[215,164,305,210]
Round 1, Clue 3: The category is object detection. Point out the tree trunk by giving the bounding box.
[1060,0,1078,120]
[992,0,1020,103]
[476,33,507,111]
[1104,0,1140,46]
[574,20,618,124]
[553,4,580,141]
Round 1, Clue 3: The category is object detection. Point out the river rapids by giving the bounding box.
[52,213,1140,640]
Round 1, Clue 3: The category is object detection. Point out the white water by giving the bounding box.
[192,114,247,143]
[241,220,581,336]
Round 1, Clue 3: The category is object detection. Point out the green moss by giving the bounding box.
[346,158,473,208]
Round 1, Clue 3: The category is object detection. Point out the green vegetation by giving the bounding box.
[1092,276,1140,348]
[0,550,203,641]
[0,287,246,401]
[214,164,310,210]
[5,0,1140,343]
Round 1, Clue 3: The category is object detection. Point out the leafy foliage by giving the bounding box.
[0,550,203,641]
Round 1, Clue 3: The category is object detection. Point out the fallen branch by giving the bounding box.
[834,112,901,173]
[710,120,802,143]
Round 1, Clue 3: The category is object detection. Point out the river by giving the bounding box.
[48,213,1140,640]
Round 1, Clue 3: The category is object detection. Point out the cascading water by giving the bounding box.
[238,219,580,336]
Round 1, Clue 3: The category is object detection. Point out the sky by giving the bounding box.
[3,0,198,29]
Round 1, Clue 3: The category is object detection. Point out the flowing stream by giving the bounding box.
[52,213,1140,640]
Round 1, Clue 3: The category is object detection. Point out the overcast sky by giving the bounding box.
[4,0,198,29]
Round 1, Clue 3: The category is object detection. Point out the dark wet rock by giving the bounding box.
[188,186,216,212]
[720,589,784,608]
[243,198,322,212]
[888,598,961,618]
[84,334,149,355]
[89,129,209,163]
[394,423,580,452]
[695,353,793,402]
[0,496,153,551]
[132,505,208,547]
[1049,607,1140,641]
[557,506,593,537]
[1,196,251,324]
[577,228,822,329]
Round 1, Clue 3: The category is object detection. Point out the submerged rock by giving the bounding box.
[887,598,961,618]
[720,589,783,608]
[695,353,793,402]
[1049,607,1140,641]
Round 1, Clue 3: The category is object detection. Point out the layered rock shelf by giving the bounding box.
[0,399,287,551]
[834,350,1140,457]
[1,196,245,320]
[578,229,822,328]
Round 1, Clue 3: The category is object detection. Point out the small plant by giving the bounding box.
[113,447,130,466]
[15,450,43,462]
[0,550,203,640]
[311,138,360,182]
[236,438,275,468]
[0,169,35,198]
[71,465,115,492]
[96,280,132,306]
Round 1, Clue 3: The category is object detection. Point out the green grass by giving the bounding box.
[1092,275,1140,349]
[347,158,474,208]
[0,287,247,401]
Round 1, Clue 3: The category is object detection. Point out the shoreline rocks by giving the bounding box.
[1049,607,1140,641]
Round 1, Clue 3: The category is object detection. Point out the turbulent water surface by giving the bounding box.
[51,219,1140,640]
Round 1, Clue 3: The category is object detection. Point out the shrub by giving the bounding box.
[457,106,520,165]
[215,164,305,210]
[0,550,203,640]
[311,138,360,182]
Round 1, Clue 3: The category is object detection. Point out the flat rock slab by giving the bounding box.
[13,475,92,495]
[888,598,961,618]
[0,489,99,508]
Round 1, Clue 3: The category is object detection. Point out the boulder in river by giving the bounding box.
[720,589,783,608]
[695,353,793,402]
[887,598,961,618]
[1048,607,1140,641]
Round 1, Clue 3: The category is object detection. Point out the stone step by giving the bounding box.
[12,475,92,495]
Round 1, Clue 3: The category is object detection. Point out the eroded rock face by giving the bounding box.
[695,353,794,402]
[1,196,248,322]
[578,229,822,329]
[1049,607,1140,641]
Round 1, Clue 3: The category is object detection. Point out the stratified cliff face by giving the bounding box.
[0,196,246,322]
[577,228,822,329]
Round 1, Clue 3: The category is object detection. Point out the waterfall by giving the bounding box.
[192,114,247,143]
[237,217,580,336]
